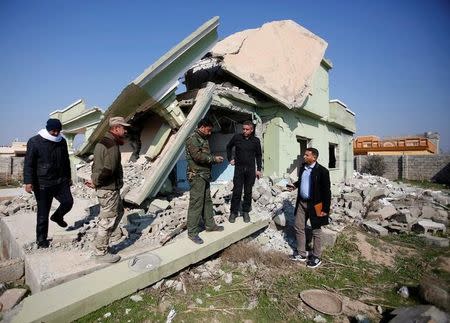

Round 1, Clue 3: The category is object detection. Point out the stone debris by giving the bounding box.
[331,172,449,237]
[129,294,143,302]
[0,258,24,283]
[0,288,27,312]
[419,276,450,312]
[389,305,449,323]
[422,235,449,247]
[2,170,447,262]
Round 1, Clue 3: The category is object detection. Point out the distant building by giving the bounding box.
[0,140,27,157]
[353,132,439,155]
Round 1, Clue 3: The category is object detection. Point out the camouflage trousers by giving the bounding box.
[93,189,124,256]
[187,176,216,237]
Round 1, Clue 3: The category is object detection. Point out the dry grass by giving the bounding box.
[221,241,292,268]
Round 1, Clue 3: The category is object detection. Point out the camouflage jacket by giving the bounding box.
[185,130,216,180]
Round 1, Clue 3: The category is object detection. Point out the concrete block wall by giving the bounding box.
[403,155,450,181]
[354,155,450,181]
[12,157,24,181]
[0,156,24,185]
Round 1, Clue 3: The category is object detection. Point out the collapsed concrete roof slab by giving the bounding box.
[124,83,216,205]
[77,16,219,157]
[49,99,103,135]
[12,217,269,323]
[210,20,327,109]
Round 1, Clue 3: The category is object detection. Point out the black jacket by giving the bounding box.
[226,134,262,171]
[294,162,331,229]
[23,134,71,188]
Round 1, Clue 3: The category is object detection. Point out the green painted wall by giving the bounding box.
[302,64,330,118]
[259,63,355,183]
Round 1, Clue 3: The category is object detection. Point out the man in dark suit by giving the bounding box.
[288,147,331,268]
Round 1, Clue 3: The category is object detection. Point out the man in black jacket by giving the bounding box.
[288,147,331,268]
[226,121,262,223]
[23,119,73,248]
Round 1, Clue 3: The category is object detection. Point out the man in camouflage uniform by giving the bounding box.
[185,118,225,244]
[86,116,129,263]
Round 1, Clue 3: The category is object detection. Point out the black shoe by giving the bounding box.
[189,235,204,244]
[306,256,322,268]
[229,213,237,223]
[206,225,224,232]
[290,254,308,262]
[242,212,250,223]
[37,240,50,249]
[50,215,68,228]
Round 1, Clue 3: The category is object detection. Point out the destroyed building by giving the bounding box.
[57,17,355,204]
[2,18,449,323]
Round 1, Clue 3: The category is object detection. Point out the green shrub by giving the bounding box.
[361,155,386,176]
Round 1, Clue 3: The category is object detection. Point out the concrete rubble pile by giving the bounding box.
[0,194,36,217]
[331,172,449,241]
[2,168,449,255]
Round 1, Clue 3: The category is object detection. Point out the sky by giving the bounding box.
[1,0,449,152]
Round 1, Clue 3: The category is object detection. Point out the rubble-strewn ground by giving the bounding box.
[1,171,449,321]
[2,167,448,257]
[75,226,449,322]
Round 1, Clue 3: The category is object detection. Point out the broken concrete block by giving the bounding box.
[342,192,363,203]
[410,206,421,218]
[252,190,261,201]
[431,191,450,206]
[419,276,450,312]
[0,259,24,283]
[378,205,397,219]
[321,228,337,249]
[272,214,286,227]
[412,219,446,234]
[363,221,388,236]
[345,209,361,219]
[391,211,415,224]
[147,199,170,214]
[387,222,409,233]
[435,209,449,225]
[389,305,449,323]
[150,198,170,210]
[347,200,363,212]
[421,205,448,224]
[421,235,449,248]
[363,187,386,205]
[421,205,440,220]
[0,288,27,312]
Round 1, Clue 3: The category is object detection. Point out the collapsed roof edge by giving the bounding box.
[77,17,220,157]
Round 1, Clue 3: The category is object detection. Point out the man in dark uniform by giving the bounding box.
[23,118,74,248]
[185,118,225,244]
[226,121,262,223]
[288,147,331,268]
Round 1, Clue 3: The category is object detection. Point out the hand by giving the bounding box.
[256,170,262,179]
[230,159,235,166]
[214,156,224,163]
[24,184,33,194]
[286,184,295,192]
[320,211,328,216]
[85,180,95,189]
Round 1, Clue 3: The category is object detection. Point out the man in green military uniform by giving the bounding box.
[185,119,225,244]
